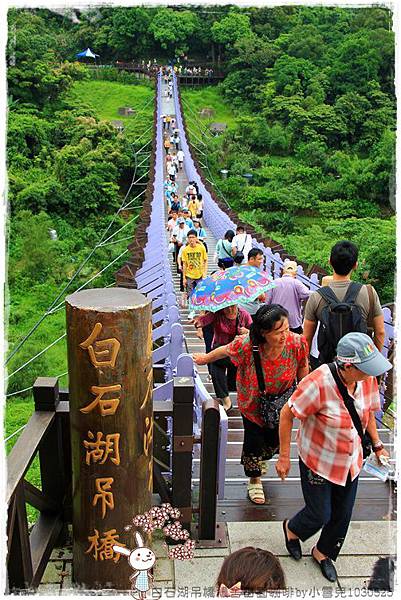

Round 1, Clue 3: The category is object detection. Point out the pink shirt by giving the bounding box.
[199,307,252,347]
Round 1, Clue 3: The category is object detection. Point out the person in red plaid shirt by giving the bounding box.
[276,332,391,583]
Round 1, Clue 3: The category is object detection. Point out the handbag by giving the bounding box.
[252,346,296,429]
[328,363,372,459]
[218,241,234,268]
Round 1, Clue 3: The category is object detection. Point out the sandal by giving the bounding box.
[220,398,232,412]
[247,482,265,505]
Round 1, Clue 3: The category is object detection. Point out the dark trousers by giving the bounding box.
[241,415,279,477]
[202,324,214,375]
[211,356,237,399]
[178,266,184,292]
[173,242,182,268]
[288,458,359,561]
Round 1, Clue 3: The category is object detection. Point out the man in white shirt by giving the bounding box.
[185,182,197,198]
[177,149,184,169]
[232,226,253,264]
[171,218,189,267]
[167,162,177,182]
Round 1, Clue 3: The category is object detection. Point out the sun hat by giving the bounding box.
[336,332,392,376]
[177,217,185,224]
[283,260,298,274]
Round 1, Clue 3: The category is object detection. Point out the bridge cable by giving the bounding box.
[5,127,148,367]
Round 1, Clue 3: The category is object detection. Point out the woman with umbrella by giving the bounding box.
[191,265,275,412]
[194,304,309,505]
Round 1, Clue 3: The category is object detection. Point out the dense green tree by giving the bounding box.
[328,32,382,96]
[108,8,153,57]
[149,8,200,56]
[211,12,252,47]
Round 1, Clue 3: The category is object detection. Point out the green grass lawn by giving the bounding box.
[67,80,154,139]
[181,86,238,130]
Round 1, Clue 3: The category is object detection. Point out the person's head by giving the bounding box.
[197,193,202,201]
[171,193,178,200]
[335,332,392,382]
[222,305,238,320]
[224,230,235,242]
[247,249,264,269]
[330,240,358,276]
[177,218,185,227]
[187,230,198,246]
[282,260,298,278]
[170,212,178,220]
[178,210,184,217]
[183,209,191,217]
[251,305,290,347]
[193,220,200,228]
[236,226,245,235]
[216,547,285,594]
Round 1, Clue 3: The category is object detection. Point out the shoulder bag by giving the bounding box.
[328,363,372,458]
[252,346,296,429]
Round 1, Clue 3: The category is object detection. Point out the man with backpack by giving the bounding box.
[232,225,253,264]
[303,241,385,366]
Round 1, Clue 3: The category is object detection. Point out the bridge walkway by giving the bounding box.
[161,76,395,523]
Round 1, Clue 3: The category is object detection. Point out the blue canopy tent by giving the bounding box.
[76,48,100,64]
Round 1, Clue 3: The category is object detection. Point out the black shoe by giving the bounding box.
[283,520,302,560]
[312,547,338,582]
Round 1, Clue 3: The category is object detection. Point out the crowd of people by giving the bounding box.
[161,69,393,591]
[191,242,392,585]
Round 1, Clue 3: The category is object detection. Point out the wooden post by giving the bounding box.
[171,376,194,530]
[65,288,153,590]
[198,399,220,540]
[33,377,69,544]
[7,483,33,591]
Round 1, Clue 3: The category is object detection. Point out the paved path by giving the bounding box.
[39,519,396,594]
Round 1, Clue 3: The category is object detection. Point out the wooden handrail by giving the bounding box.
[6,412,54,505]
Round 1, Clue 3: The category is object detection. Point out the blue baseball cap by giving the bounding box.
[336,332,392,376]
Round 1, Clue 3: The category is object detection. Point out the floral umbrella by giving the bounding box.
[189,265,276,313]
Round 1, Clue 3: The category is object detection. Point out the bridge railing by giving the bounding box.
[6,379,71,592]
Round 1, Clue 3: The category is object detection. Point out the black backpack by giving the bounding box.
[317,282,368,364]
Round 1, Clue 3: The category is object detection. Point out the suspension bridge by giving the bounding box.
[5,68,396,594]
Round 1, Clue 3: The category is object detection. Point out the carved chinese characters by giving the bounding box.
[66,288,153,588]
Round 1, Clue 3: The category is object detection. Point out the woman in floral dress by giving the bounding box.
[194,304,309,505]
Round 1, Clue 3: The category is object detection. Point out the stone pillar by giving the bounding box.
[65,288,153,589]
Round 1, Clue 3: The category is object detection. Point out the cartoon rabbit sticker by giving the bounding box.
[113,532,156,599]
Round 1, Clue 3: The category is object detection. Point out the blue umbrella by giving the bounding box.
[189,265,275,313]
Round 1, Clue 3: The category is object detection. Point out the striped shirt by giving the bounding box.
[288,364,380,486]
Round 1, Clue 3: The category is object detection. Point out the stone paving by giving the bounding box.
[39,520,396,595]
